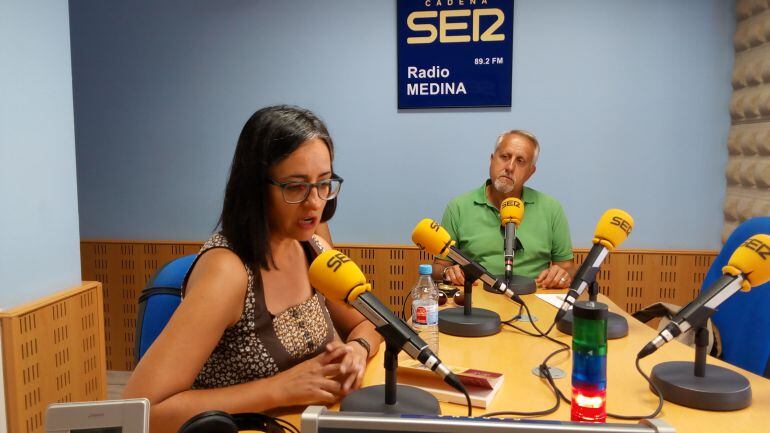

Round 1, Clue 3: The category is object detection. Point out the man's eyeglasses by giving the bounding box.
[268,177,344,204]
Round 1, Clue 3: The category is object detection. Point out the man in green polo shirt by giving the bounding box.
[433,130,574,289]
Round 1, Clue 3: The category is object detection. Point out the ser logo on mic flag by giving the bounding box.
[397,0,514,109]
[502,200,521,210]
[325,252,350,272]
[741,237,770,260]
[609,215,632,235]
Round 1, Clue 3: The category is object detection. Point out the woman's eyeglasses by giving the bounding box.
[268,177,343,204]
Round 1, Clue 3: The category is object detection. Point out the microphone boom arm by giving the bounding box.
[639,274,744,359]
[350,294,452,377]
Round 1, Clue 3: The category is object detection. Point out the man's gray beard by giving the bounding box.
[493,178,515,194]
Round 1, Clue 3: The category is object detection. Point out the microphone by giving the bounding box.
[411,218,523,305]
[638,234,770,359]
[500,197,524,285]
[554,209,634,323]
[308,249,465,392]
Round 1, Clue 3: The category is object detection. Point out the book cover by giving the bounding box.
[397,360,503,389]
[396,360,504,408]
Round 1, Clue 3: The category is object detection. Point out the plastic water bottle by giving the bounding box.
[411,264,440,354]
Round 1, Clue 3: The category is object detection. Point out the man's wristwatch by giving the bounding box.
[350,338,371,358]
[441,266,451,282]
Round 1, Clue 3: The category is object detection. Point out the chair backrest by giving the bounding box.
[703,217,770,377]
[134,254,197,363]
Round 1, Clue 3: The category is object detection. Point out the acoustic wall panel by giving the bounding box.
[0,282,106,433]
[81,241,716,371]
[726,1,770,240]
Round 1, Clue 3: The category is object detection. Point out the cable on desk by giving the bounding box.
[479,361,563,418]
[503,303,559,337]
[501,303,525,324]
[479,355,567,417]
[539,354,664,420]
[479,304,569,418]
[461,385,473,417]
[511,304,664,420]
[510,303,565,348]
[269,415,300,433]
[399,293,472,419]
[605,356,664,420]
[532,305,663,419]
[443,370,474,417]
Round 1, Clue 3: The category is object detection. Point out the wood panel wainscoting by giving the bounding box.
[0,282,107,433]
[80,240,717,372]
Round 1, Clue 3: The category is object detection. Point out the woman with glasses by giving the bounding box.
[123,105,382,433]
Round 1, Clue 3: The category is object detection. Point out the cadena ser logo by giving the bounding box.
[502,200,521,209]
[741,238,770,260]
[397,0,513,109]
[326,252,350,272]
[406,7,506,44]
[610,216,632,235]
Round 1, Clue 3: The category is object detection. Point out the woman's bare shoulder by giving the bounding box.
[185,248,250,319]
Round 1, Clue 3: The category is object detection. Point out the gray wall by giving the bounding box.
[0,0,81,308]
[70,0,735,249]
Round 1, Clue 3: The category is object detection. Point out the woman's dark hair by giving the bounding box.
[218,105,336,270]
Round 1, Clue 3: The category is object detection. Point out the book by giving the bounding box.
[396,359,504,408]
[397,359,504,389]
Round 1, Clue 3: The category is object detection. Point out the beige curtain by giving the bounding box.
[725,0,770,241]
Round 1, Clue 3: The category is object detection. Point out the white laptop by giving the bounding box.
[46,398,149,433]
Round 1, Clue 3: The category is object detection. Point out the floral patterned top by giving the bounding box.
[182,233,335,389]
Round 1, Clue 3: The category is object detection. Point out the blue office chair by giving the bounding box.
[704,217,770,377]
[134,254,197,363]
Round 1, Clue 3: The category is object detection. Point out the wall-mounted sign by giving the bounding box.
[397,0,514,109]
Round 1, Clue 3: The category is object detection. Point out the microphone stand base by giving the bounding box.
[650,361,751,411]
[439,307,501,337]
[484,275,536,296]
[341,385,440,415]
[556,310,628,339]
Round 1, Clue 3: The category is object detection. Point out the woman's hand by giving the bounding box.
[325,340,368,394]
[270,345,349,407]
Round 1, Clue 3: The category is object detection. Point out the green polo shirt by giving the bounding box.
[439,182,573,278]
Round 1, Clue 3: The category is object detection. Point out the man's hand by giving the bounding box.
[441,264,465,286]
[535,264,572,289]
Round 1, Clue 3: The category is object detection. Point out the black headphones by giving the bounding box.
[177,411,296,433]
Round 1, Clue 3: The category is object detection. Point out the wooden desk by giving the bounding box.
[279,289,770,432]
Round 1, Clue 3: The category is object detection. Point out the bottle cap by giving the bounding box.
[418,264,432,275]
